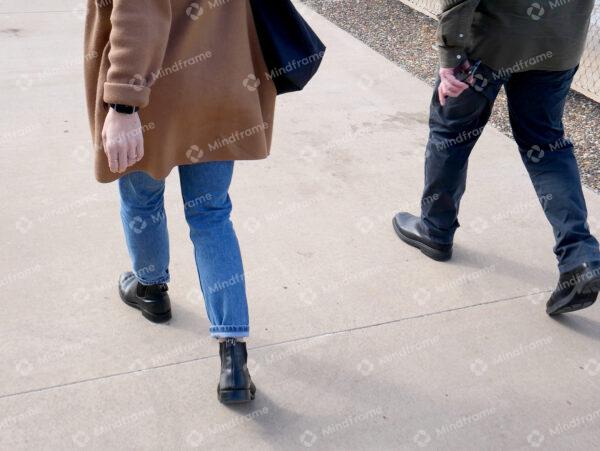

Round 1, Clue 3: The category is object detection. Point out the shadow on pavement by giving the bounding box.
[550,313,600,341]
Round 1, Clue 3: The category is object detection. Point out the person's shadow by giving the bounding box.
[550,314,600,341]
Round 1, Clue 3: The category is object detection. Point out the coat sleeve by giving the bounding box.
[436,0,480,68]
[103,0,172,108]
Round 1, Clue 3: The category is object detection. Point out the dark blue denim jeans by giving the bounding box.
[421,64,600,272]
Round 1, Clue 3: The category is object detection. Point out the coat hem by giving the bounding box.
[94,153,270,184]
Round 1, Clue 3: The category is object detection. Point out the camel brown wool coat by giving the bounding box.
[84,0,276,183]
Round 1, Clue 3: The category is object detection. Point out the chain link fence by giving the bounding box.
[398,0,600,103]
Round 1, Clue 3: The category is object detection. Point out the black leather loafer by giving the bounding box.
[218,339,256,404]
[547,261,600,315]
[118,271,172,323]
[393,212,453,261]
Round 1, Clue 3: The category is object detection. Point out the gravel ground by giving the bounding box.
[301,0,600,192]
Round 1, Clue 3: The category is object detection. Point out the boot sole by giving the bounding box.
[547,275,600,316]
[393,218,452,262]
[218,388,256,404]
[119,288,172,324]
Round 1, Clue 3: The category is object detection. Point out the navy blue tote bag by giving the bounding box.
[249,0,326,95]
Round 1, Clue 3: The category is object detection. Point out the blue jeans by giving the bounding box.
[118,162,249,338]
[421,64,600,272]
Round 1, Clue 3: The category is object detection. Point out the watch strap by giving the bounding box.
[109,103,139,114]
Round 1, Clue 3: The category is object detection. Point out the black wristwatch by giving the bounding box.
[109,103,139,114]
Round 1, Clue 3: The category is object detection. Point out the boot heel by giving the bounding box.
[142,310,172,323]
[218,389,254,404]
[420,246,452,262]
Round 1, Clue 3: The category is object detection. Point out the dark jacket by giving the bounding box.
[437,0,595,72]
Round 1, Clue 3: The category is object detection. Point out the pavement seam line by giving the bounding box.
[0,289,551,401]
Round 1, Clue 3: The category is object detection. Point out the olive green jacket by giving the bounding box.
[437,0,595,72]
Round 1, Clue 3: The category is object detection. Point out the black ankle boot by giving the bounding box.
[218,338,256,404]
[118,271,172,323]
[547,261,600,315]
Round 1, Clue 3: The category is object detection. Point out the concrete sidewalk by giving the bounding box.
[2,2,600,450]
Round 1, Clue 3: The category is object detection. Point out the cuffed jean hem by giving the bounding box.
[210,325,249,338]
[559,258,600,274]
[134,272,170,286]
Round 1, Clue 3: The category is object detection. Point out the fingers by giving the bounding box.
[438,84,447,106]
[107,153,118,173]
[135,136,144,163]
[444,75,469,94]
[103,126,143,173]
[127,139,137,167]
[438,80,468,106]
[444,83,467,98]
[438,74,470,107]
[118,145,128,173]
[118,137,143,172]
[102,132,117,174]
[105,140,131,173]
[105,146,120,173]
[437,61,474,108]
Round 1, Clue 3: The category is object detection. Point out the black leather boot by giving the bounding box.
[118,271,172,323]
[218,338,256,404]
[393,212,453,261]
[547,261,600,315]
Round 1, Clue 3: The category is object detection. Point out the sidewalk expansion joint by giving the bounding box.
[0,289,550,402]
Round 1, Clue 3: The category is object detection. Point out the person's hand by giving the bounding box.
[438,61,473,107]
[102,108,144,173]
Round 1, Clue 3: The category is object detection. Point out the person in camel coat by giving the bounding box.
[84,0,276,404]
